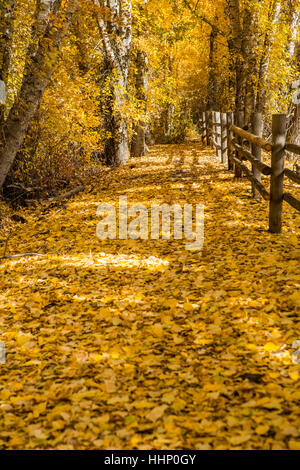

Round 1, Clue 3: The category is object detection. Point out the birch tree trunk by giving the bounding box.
[0,0,16,126]
[0,1,76,189]
[287,5,300,146]
[288,36,300,146]
[25,0,59,62]
[131,49,148,157]
[255,2,281,113]
[96,0,132,166]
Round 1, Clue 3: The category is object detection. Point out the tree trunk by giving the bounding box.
[207,28,218,110]
[104,73,130,166]
[287,8,300,147]
[24,0,59,63]
[0,0,16,126]
[131,50,148,157]
[255,2,281,113]
[243,8,259,126]
[96,0,132,166]
[0,1,76,189]
[71,10,90,74]
[226,0,244,113]
[287,41,300,146]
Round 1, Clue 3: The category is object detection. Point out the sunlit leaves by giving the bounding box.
[0,143,299,449]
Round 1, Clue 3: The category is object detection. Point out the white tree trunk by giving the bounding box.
[0,0,16,125]
[131,50,148,157]
[96,0,132,166]
[0,1,76,189]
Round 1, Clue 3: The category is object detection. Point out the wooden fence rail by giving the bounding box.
[198,111,300,233]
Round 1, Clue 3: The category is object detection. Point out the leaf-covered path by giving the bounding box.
[0,142,299,450]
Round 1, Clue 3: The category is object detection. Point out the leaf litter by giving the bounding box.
[0,142,299,450]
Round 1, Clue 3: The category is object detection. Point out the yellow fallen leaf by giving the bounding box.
[92,354,103,362]
[256,425,270,435]
[264,342,280,352]
[229,434,252,446]
[0,390,10,400]
[291,391,300,400]
[227,416,239,427]
[152,324,164,336]
[263,399,282,410]
[33,402,47,418]
[105,381,117,393]
[132,400,155,409]
[164,418,177,433]
[173,335,184,344]
[172,398,186,412]
[29,429,47,440]
[269,372,280,379]
[289,292,300,306]
[164,298,178,309]
[16,334,32,347]
[203,382,222,391]
[289,371,299,381]
[162,392,176,404]
[288,440,300,450]
[146,405,167,422]
[183,302,194,312]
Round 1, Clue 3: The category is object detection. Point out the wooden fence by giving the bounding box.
[198,111,300,233]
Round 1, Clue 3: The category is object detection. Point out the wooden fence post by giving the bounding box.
[202,111,206,145]
[212,111,215,148]
[235,111,244,178]
[198,113,203,142]
[269,114,287,233]
[198,113,202,135]
[208,111,213,147]
[215,112,221,159]
[221,112,227,164]
[227,112,234,170]
[251,112,263,199]
[212,111,216,152]
[205,111,210,146]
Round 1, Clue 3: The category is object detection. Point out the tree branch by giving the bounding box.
[183,0,226,37]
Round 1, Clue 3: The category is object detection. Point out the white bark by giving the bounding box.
[0,0,16,123]
[288,8,300,59]
[25,0,61,62]
[95,0,132,166]
[0,1,77,188]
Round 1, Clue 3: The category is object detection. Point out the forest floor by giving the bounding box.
[0,141,299,450]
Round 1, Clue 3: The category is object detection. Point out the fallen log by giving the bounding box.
[47,185,84,202]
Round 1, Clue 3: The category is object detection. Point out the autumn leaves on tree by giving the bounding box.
[0,0,299,195]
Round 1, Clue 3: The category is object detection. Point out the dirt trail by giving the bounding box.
[0,142,299,450]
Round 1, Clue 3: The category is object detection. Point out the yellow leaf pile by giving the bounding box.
[0,143,299,450]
